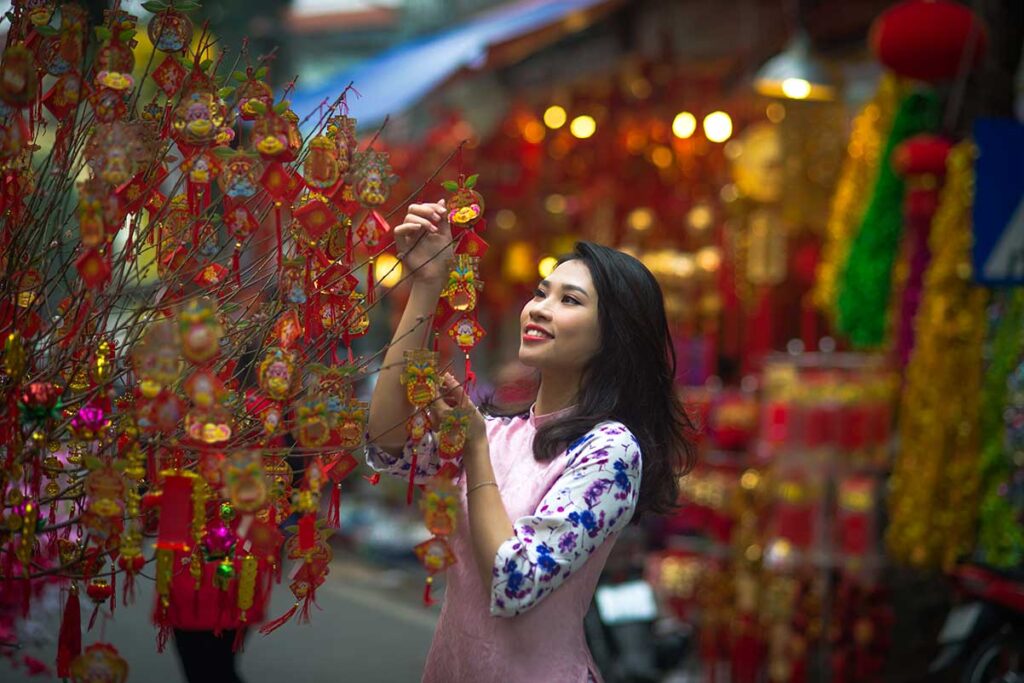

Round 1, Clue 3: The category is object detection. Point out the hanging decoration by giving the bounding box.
[835,90,941,348]
[886,143,989,569]
[413,478,460,605]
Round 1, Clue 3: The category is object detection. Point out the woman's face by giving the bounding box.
[519,260,601,372]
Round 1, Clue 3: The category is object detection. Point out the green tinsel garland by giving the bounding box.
[836,90,941,348]
[977,291,1024,567]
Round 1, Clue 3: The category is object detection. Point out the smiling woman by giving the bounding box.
[365,203,696,683]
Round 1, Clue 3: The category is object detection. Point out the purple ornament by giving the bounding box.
[202,519,236,559]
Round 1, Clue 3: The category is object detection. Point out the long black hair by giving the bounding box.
[484,242,698,519]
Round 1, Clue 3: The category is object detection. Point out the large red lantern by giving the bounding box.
[871,0,987,82]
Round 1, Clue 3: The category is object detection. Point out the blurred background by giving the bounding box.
[3,1,1024,682]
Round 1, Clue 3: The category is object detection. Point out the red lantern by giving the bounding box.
[871,0,987,82]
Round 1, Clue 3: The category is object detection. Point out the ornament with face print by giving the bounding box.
[94,33,135,91]
[25,0,55,27]
[442,174,485,230]
[344,291,370,338]
[216,150,262,199]
[401,350,439,408]
[223,450,268,513]
[294,395,331,448]
[253,108,292,160]
[148,8,193,53]
[183,368,226,409]
[413,536,456,574]
[68,642,128,683]
[438,409,470,460]
[447,315,486,353]
[185,403,232,445]
[303,135,340,190]
[441,255,482,313]
[280,259,308,305]
[235,69,273,121]
[355,211,390,252]
[348,149,397,208]
[333,398,367,450]
[86,122,138,187]
[258,348,298,401]
[131,319,180,397]
[327,115,357,174]
[172,90,227,147]
[178,297,223,365]
[223,200,259,241]
[77,178,108,248]
[420,478,459,536]
[0,43,38,108]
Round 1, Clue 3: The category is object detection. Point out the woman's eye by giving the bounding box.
[533,288,545,298]
[562,296,580,305]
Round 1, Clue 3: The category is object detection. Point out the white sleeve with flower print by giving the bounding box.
[490,422,642,617]
[364,432,450,484]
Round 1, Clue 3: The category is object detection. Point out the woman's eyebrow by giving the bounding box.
[539,279,590,298]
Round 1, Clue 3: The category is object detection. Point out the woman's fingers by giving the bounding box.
[408,202,444,222]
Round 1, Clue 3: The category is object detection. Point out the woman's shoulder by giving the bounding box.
[565,420,639,460]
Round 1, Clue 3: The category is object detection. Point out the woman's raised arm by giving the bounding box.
[366,200,453,453]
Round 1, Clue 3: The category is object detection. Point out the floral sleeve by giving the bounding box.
[490,423,642,617]
[364,432,446,484]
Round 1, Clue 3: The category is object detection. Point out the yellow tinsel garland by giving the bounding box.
[813,74,902,317]
[886,142,989,570]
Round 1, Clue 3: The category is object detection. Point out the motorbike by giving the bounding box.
[929,562,1024,683]
[584,526,692,683]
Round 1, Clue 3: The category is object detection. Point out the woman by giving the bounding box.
[366,200,696,682]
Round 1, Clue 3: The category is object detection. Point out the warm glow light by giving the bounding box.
[628,207,654,232]
[696,246,722,272]
[504,241,534,282]
[374,253,403,287]
[538,256,558,278]
[569,115,596,139]
[703,111,732,143]
[672,112,697,139]
[766,102,786,123]
[781,78,811,100]
[543,105,567,129]
[544,194,567,214]
[650,146,673,169]
[495,209,517,230]
[522,120,545,143]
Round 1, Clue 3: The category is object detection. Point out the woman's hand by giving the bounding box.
[394,200,454,286]
[435,372,488,453]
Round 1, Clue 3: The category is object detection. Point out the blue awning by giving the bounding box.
[291,0,617,131]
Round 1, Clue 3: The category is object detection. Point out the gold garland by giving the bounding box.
[813,74,902,318]
[886,142,989,570]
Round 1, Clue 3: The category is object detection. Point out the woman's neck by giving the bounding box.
[535,372,579,416]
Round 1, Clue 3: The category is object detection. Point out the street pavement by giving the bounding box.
[2,546,441,683]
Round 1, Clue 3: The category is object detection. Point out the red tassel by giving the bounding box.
[298,590,317,624]
[345,222,353,266]
[156,621,172,653]
[56,586,81,677]
[122,570,136,605]
[232,627,246,653]
[362,473,381,486]
[464,354,475,387]
[423,577,435,607]
[109,570,116,616]
[259,602,298,635]
[298,513,316,553]
[327,483,341,528]
[275,204,283,269]
[407,446,418,506]
[366,257,376,305]
[87,602,101,631]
